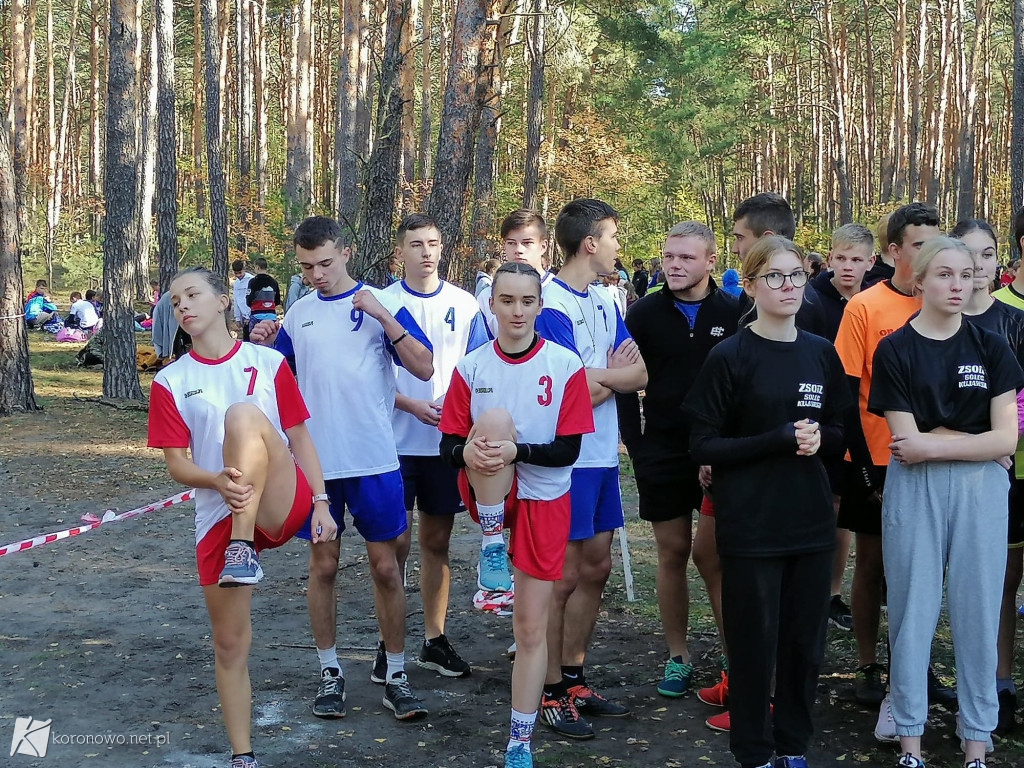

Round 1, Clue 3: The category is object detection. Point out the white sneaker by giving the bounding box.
[955,712,994,754]
[897,755,924,768]
[874,695,899,742]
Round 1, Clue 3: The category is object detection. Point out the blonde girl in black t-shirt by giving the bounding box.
[869,236,1023,768]
[684,235,851,768]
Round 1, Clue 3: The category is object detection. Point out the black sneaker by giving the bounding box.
[829,594,853,631]
[926,666,957,710]
[854,663,887,707]
[540,693,595,739]
[370,640,387,685]
[383,672,428,720]
[417,634,471,678]
[312,668,346,718]
[568,683,629,716]
[996,688,1018,734]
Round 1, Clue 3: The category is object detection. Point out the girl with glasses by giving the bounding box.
[869,236,1023,768]
[683,235,851,768]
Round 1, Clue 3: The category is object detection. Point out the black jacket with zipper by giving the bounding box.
[616,279,742,480]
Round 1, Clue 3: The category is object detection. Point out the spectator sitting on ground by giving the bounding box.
[68,291,101,332]
[25,279,48,303]
[24,287,58,329]
[150,280,160,306]
[87,290,103,316]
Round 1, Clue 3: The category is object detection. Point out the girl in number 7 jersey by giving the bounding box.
[439,262,594,768]
[147,267,336,768]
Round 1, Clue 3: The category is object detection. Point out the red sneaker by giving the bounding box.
[697,672,729,708]
[705,709,730,732]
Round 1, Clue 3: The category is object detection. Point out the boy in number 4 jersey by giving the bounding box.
[384,213,490,677]
[251,216,435,722]
[535,199,648,738]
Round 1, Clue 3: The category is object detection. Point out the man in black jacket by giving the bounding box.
[617,221,741,704]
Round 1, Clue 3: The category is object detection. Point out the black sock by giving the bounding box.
[561,665,585,686]
[232,752,255,760]
[670,655,684,664]
[230,538,255,548]
[544,680,568,699]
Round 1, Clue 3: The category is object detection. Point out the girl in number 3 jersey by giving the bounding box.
[147,266,336,768]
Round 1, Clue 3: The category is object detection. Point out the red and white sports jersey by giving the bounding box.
[477,270,555,338]
[147,341,309,545]
[384,280,490,456]
[536,279,632,469]
[439,338,594,500]
[275,283,432,478]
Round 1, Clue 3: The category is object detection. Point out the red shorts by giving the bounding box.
[196,463,312,586]
[458,469,571,582]
[699,494,715,517]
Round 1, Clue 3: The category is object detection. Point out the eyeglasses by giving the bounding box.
[760,270,809,289]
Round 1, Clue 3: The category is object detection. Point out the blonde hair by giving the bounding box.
[911,236,973,285]
[832,223,874,252]
[742,235,804,284]
[875,214,891,252]
[665,220,716,256]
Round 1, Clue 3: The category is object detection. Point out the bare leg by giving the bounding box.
[203,584,254,755]
[651,516,693,661]
[831,496,851,596]
[464,409,517,505]
[562,531,614,666]
[693,512,726,655]
[366,532,411,654]
[419,513,456,638]
[307,540,341,651]
[545,541,582,684]
[852,533,884,666]
[511,569,555,712]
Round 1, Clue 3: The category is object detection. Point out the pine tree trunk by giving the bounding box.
[134,21,158,299]
[285,0,314,223]
[1012,0,1024,258]
[255,0,268,223]
[192,0,206,220]
[155,0,178,293]
[359,0,410,285]
[236,0,253,250]
[429,0,500,275]
[908,0,927,199]
[522,0,544,210]
[103,0,144,401]
[335,0,359,228]
[10,0,29,233]
[202,0,229,277]
[399,0,416,196]
[417,0,433,180]
[0,128,38,416]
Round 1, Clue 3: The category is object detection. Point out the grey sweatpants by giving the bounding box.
[882,458,1008,741]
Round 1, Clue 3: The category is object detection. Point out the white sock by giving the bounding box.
[481,531,504,551]
[386,650,405,679]
[317,646,341,675]
[507,708,536,751]
[477,502,504,536]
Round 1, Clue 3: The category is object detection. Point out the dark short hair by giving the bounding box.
[85,289,97,301]
[293,215,353,251]
[554,199,619,260]
[950,218,997,247]
[500,209,547,240]
[254,257,269,270]
[35,279,47,288]
[70,291,82,301]
[1013,207,1024,253]
[396,212,440,243]
[732,192,795,239]
[887,202,940,247]
[632,258,644,267]
[231,259,245,272]
[491,261,543,293]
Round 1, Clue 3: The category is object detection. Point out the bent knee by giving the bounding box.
[470,408,516,441]
[223,401,267,433]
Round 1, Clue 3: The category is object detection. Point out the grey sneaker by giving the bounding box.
[218,541,263,587]
[312,668,346,718]
[383,672,428,720]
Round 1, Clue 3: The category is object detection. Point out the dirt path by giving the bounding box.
[1,400,1022,768]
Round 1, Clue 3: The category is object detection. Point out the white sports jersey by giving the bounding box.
[275,283,432,479]
[440,338,594,500]
[478,269,555,338]
[148,342,308,545]
[384,280,490,456]
[536,278,631,468]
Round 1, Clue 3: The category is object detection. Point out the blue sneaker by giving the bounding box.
[774,758,808,768]
[478,542,513,592]
[657,657,693,697]
[504,743,533,768]
[218,541,264,587]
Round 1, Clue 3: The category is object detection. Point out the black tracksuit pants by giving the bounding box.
[720,549,833,767]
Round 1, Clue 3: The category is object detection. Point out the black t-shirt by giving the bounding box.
[863,259,896,287]
[869,320,1024,434]
[245,273,281,309]
[682,328,852,557]
[964,300,1024,371]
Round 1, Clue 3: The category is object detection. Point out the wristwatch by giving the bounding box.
[311,493,330,504]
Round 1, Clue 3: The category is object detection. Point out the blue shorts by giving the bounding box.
[568,466,624,541]
[400,455,465,516]
[295,468,407,543]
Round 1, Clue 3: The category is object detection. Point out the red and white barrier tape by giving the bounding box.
[0,489,195,558]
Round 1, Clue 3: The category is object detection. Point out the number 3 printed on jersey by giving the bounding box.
[244,366,258,396]
[537,375,553,406]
